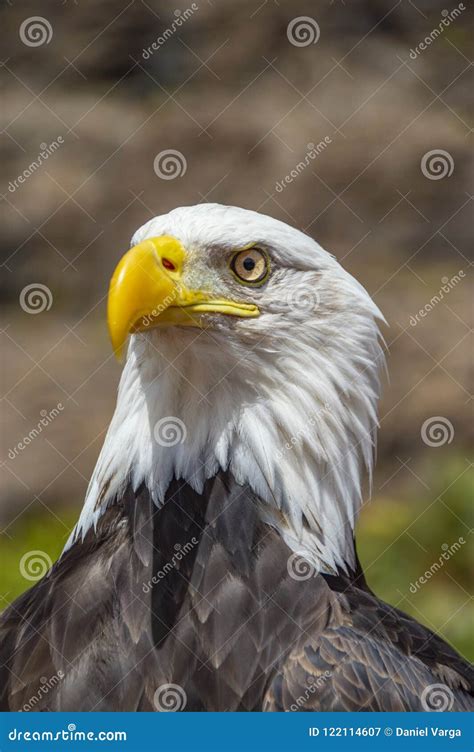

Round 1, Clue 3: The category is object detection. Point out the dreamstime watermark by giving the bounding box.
[140,291,178,328]
[8,137,64,193]
[20,671,65,712]
[409,271,465,326]
[274,138,332,193]
[8,727,127,742]
[8,403,64,460]
[421,683,454,711]
[409,4,466,59]
[19,283,53,314]
[276,402,332,459]
[153,149,187,180]
[421,149,454,180]
[284,284,321,313]
[153,683,187,711]
[409,537,465,594]
[19,16,53,46]
[287,552,316,581]
[289,671,332,711]
[287,17,320,47]
[142,4,199,59]
[153,416,187,446]
[19,550,53,581]
[421,416,454,447]
[143,538,198,593]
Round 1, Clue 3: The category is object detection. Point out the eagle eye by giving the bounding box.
[229,248,270,286]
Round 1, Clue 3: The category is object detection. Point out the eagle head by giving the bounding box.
[73,204,385,574]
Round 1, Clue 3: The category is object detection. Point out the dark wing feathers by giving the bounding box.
[0,488,158,711]
[264,581,474,712]
[1,473,473,711]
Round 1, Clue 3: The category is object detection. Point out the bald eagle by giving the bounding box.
[1,204,472,712]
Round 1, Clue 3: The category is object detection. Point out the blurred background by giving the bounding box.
[1,0,472,658]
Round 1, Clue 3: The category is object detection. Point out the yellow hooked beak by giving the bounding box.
[107,236,260,359]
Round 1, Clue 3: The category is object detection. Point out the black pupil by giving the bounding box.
[243,257,256,271]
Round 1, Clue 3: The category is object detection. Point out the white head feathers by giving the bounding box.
[66,204,385,574]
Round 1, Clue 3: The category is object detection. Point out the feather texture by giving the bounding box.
[3,205,471,712]
[1,476,472,711]
[66,204,385,575]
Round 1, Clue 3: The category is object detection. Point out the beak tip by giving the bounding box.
[107,319,125,363]
[110,332,125,363]
[106,235,182,364]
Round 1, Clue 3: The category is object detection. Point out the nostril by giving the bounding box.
[162,258,176,271]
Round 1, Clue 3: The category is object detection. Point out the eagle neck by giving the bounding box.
[66,327,379,577]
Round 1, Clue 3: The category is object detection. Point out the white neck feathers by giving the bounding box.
[66,288,384,575]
